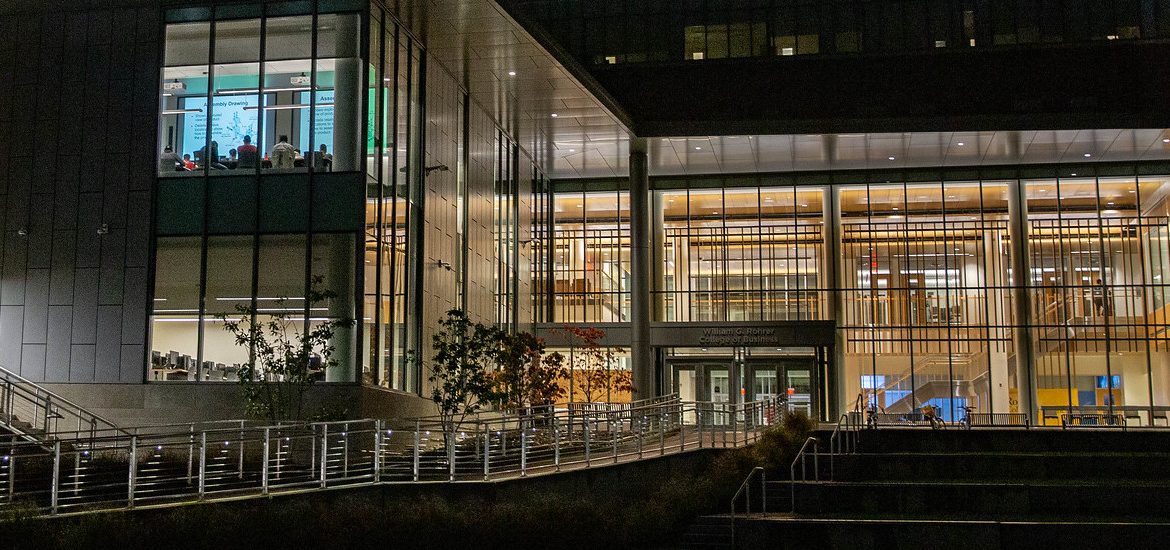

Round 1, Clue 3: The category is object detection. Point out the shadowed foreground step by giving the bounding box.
[732,516,1170,550]
[710,429,1170,549]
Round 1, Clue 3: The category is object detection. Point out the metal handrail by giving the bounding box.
[729,466,766,544]
[828,413,860,479]
[0,397,787,518]
[789,436,819,513]
[0,365,129,443]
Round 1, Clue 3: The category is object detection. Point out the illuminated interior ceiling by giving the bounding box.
[412,3,1170,180]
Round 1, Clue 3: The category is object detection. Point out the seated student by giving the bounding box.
[182,153,196,171]
[201,141,228,170]
[159,146,182,172]
[271,135,296,169]
[313,144,333,172]
[236,135,259,169]
[225,148,238,169]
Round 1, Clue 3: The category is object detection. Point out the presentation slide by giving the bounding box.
[298,90,335,153]
[180,95,259,158]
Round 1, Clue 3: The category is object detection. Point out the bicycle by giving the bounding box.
[958,404,975,430]
[921,404,945,430]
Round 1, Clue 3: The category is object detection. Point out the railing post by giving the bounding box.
[814,443,819,481]
[50,441,60,515]
[520,428,528,477]
[186,424,194,485]
[5,452,13,503]
[679,409,686,452]
[613,418,620,464]
[237,420,245,480]
[261,427,270,495]
[448,430,456,482]
[198,431,207,500]
[553,421,561,472]
[638,415,644,458]
[698,405,704,449]
[482,431,490,481]
[373,420,383,483]
[412,428,420,482]
[761,470,767,513]
[584,420,591,466]
[127,435,138,508]
[659,413,665,456]
[319,424,329,488]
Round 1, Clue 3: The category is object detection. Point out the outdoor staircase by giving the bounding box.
[679,515,734,549]
[0,364,124,446]
[731,429,1170,549]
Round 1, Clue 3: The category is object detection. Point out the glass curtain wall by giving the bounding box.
[656,185,825,322]
[550,188,631,323]
[515,0,1153,66]
[495,133,520,329]
[1027,176,1170,424]
[839,181,1014,421]
[158,9,361,176]
[363,7,424,391]
[150,233,354,382]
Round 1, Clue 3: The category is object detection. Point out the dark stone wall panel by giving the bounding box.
[0,4,161,382]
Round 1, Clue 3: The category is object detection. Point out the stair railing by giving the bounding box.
[0,365,127,446]
[790,436,819,513]
[829,412,861,479]
[730,466,766,544]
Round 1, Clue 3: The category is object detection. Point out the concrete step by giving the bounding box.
[828,451,1170,482]
[732,515,1170,550]
[679,515,733,550]
[778,479,1170,520]
[850,428,1170,455]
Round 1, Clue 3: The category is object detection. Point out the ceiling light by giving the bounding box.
[888,156,896,161]
[956,142,965,147]
[1084,153,1092,158]
[550,113,558,118]
[507,71,516,76]
[1070,173,1078,177]
[695,146,702,150]
[568,149,575,153]
[1164,138,1170,143]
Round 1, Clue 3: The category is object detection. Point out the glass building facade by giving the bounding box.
[510,0,1164,65]
[536,167,1170,423]
[136,0,1170,427]
[148,2,531,393]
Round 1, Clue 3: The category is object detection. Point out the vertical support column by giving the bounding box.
[630,137,654,397]
[824,187,846,417]
[1008,181,1037,419]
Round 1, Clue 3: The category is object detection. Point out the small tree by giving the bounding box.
[557,326,635,403]
[428,310,498,442]
[489,331,568,412]
[220,275,353,424]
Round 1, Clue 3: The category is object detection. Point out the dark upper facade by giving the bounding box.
[502,0,1170,136]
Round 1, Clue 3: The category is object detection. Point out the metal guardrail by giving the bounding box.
[0,396,786,516]
[0,365,129,445]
